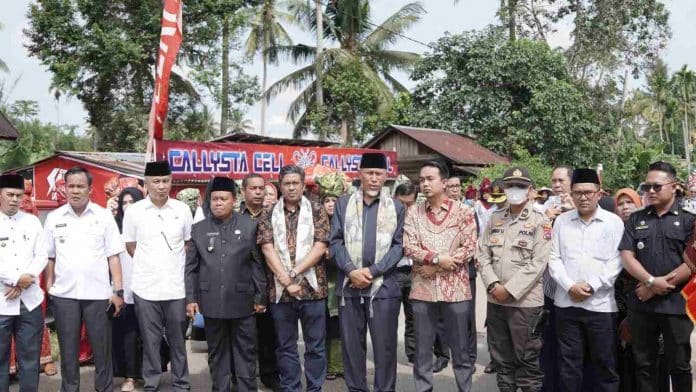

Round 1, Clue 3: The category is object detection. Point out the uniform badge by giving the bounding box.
[513,169,522,177]
[207,237,215,253]
[542,223,552,240]
[637,241,645,250]
[524,223,533,228]
[675,221,680,227]
[494,221,503,227]
[490,238,499,244]
[640,220,645,226]
[518,240,528,247]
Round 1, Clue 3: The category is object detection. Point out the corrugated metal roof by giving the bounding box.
[58,151,146,177]
[363,125,509,166]
[0,111,20,140]
[210,132,337,147]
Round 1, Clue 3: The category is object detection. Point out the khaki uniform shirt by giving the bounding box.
[477,201,552,307]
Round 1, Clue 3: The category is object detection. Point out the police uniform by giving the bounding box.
[618,200,696,392]
[185,189,267,392]
[477,168,551,392]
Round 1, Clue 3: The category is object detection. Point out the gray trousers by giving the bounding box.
[412,300,473,392]
[204,316,257,392]
[0,302,43,392]
[52,296,112,392]
[134,295,190,391]
[339,297,400,392]
[487,303,544,392]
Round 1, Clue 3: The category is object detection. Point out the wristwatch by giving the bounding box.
[114,289,124,298]
[487,282,499,293]
[645,276,655,288]
[432,254,440,265]
[289,269,297,279]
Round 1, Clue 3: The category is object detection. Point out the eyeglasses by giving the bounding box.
[639,182,675,193]
[570,190,598,199]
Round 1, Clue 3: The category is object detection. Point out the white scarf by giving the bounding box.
[342,190,398,315]
[271,196,318,302]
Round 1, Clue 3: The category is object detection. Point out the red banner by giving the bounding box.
[148,0,183,141]
[155,139,399,180]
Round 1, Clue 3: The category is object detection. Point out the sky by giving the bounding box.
[2,0,696,140]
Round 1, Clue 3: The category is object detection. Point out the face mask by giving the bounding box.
[504,187,528,205]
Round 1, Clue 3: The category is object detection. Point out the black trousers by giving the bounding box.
[555,306,619,392]
[205,316,257,392]
[0,303,43,392]
[396,267,450,362]
[540,296,559,391]
[53,296,113,392]
[628,309,693,392]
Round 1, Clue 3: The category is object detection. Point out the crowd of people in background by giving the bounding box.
[0,153,694,392]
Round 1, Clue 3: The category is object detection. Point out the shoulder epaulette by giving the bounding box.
[681,206,696,215]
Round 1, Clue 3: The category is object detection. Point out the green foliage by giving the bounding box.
[0,101,91,170]
[408,27,606,167]
[265,0,424,144]
[476,149,553,189]
[25,0,258,149]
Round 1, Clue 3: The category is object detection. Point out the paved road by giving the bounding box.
[14,277,696,391]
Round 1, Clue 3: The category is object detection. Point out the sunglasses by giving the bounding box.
[639,182,675,193]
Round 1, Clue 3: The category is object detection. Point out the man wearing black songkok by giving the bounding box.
[185,177,267,391]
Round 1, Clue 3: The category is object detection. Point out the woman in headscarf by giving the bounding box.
[113,187,144,392]
[316,173,346,380]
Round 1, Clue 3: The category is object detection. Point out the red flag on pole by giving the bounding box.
[146,0,183,159]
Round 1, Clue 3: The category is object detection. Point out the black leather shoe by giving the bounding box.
[260,374,280,390]
[484,361,496,374]
[433,357,449,373]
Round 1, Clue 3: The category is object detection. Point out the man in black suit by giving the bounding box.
[185,176,268,392]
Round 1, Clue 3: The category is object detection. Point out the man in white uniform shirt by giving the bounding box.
[548,168,623,391]
[123,160,193,391]
[0,174,47,391]
[44,167,124,392]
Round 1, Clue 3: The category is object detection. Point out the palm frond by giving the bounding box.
[368,49,421,73]
[287,81,316,123]
[264,64,315,102]
[266,44,317,64]
[379,70,409,93]
[363,2,425,49]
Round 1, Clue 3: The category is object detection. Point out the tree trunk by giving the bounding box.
[684,103,692,173]
[220,15,230,136]
[260,53,267,136]
[315,0,325,140]
[508,0,517,42]
[340,118,348,146]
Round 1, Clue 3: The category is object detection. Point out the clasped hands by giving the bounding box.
[635,273,677,302]
[5,274,37,300]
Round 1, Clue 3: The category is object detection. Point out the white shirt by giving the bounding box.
[44,202,124,300]
[474,201,497,239]
[0,211,47,315]
[123,197,192,301]
[548,207,624,312]
[118,239,135,304]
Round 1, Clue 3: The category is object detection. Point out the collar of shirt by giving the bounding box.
[569,206,609,224]
[425,198,452,213]
[502,202,533,220]
[0,210,19,221]
[143,196,176,211]
[61,201,97,217]
[646,198,680,216]
[241,203,263,218]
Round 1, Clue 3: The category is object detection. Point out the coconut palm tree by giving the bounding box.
[265,0,424,144]
[0,22,8,73]
[243,0,293,135]
[672,66,696,171]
